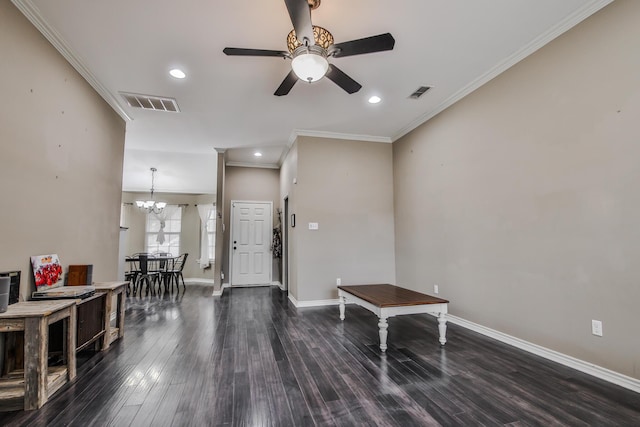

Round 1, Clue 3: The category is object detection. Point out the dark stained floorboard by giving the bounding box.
[1,285,640,426]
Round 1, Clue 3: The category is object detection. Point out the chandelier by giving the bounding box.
[135,167,166,214]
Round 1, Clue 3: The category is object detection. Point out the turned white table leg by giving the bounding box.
[438,312,447,345]
[339,295,345,320]
[378,317,389,352]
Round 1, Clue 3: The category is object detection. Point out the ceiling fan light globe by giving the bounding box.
[291,52,329,83]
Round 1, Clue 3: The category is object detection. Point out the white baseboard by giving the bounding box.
[282,297,640,394]
[212,282,230,297]
[272,281,284,290]
[288,295,340,308]
[288,293,298,307]
[446,314,640,394]
[184,278,215,285]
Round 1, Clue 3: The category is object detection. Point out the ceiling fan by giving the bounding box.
[223,0,395,96]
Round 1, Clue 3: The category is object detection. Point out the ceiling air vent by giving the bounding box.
[409,86,431,99]
[120,92,180,112]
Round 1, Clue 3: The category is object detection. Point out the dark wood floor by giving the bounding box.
[2,285,640,426]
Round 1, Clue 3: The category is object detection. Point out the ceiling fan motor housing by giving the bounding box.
[287,25,334,52]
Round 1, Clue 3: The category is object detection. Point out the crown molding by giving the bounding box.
[11,0,132,121]
[290,129,392,145]
[277,145,291,167]
[391,0,614,142]
[225,161,280,170]
[13,0,612,143]
[282,129,392,168]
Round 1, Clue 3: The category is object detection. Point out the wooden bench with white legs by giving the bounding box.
[338,284,449,352]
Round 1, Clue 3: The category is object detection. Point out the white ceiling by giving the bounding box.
[13,0,611,194]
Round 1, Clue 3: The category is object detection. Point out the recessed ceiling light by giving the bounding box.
[169,69,186,79]
[368,95,381,104]
[254,152,263,157]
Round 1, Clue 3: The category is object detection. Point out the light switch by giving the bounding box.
[308,222,319,230]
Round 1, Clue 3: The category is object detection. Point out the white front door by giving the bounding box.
[231,201,272,286]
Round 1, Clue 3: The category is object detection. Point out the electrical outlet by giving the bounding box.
[592,319,603,337]
[336,278,341,286]
[434,284,439,294]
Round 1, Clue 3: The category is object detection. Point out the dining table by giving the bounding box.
[125,254,177,295]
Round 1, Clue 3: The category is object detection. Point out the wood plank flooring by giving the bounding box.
[2,285,639,426]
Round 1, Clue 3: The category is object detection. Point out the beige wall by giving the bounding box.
[292,136,396,302]
[393,0,640,379]
[0,1,125,300]
[222,166,281,284]
[121,192,216,280]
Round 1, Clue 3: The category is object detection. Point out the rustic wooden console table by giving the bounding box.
[93,281,127,350]
[338,284,449,352]
[0,300,76,411]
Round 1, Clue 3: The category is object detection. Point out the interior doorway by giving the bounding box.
[230,201,272,286]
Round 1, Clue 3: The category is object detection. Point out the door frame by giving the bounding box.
[228,200,273,287]
[283,196,289,292]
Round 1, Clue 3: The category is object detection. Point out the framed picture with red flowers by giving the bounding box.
[30,254,64,290]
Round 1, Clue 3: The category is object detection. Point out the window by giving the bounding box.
[145,206,182,256]
[206,213,216,261]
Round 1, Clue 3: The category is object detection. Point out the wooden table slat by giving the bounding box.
[0,301,76,319]
[92,281,128,291]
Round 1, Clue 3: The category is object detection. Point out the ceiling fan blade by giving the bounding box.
[325,64,362,94]
[223,47,289,58]
[330,33,395,58]
[274,70,298,96]
[284,0,314,46]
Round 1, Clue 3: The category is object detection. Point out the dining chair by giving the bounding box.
[163,253,188,292]
[124,256,138,295]
[153,253,172,292]
[134,254,161,296]
[125,252,150,295]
